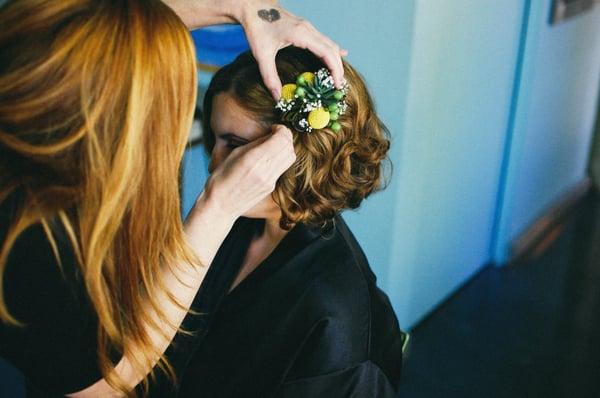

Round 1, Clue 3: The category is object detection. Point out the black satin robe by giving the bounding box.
[177,215,405,397]
[1,186,404,396]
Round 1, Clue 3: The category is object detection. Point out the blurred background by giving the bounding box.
[2,0,600,397]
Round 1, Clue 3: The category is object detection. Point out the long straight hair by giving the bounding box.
[0,0,198,395]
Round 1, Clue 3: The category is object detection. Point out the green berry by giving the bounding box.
[328,103,339,112]
[295,87,306,97]
[296,75,306,86]
[330,111,339,121]
[330,121,341,132]
[333,90,344,100]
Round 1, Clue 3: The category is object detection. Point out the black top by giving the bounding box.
[1,189,404,397]
[177,216,404,398]
[0,192,104,396]
[0,192,228,397]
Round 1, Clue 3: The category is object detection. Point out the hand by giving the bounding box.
[163,0,347,99]
[201,124,296,219]
[234,1,348,99]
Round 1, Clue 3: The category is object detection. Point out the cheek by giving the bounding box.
[208,145,229,173]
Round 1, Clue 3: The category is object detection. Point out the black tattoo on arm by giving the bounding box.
[257,8,281,23]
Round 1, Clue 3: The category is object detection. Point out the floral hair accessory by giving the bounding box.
[275,68,349,133]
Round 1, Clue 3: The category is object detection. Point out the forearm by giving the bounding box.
[163,0,277,30]
[67,191,236,397]
[184,190,237,265]
[121,190,237,382]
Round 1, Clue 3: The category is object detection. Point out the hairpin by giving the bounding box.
[275,68,349,133]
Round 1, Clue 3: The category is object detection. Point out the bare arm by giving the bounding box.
[66,127,295,397]
[161,0,239,29]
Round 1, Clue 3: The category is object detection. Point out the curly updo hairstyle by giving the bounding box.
[203,47,391,229]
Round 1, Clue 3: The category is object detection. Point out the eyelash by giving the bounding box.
[226,140,246,149]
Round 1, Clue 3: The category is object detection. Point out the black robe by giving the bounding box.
[177,215,405,397]
[0,186,404,396]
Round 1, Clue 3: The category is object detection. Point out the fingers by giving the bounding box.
[259,125,296,170]
[229,125,291,158]
[272,125,296,172]
[242,5,347,96]
[292,22,346,89]
[255,49,283,100]
[256,125,296,173]
[230,124,295,172]
[270,124,294,145]
[304,21,347,77]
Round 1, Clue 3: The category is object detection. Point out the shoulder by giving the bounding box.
[283,217,375,375]
[285,215,404,388]
[299,218,372,321]
[300,215,375,316]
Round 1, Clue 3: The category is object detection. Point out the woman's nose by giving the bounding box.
[208,147,230,173]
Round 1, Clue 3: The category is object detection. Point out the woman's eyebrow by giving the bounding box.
[218,133,250,143]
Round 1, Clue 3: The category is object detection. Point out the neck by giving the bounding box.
[260,215,289,244]
[228,214,290,292]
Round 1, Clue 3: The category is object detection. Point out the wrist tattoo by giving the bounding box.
[258,8,281,23]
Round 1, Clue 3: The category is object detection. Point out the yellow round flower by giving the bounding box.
[307,108,330,129]
[300,72,315,85]
[281,84,297,101]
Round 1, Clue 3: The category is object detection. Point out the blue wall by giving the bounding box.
[493,1,600,263]
[182,145,210,218]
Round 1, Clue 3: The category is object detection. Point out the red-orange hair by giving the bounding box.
[0,0,197,395]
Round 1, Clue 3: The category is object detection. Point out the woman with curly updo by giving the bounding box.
[179,47,405,397]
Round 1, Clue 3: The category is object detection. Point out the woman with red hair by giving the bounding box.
[0,0,345,396]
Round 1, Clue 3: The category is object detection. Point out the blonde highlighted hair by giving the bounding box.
[0,0,198,395]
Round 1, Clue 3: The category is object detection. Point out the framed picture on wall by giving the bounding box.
[551,0,599,24]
